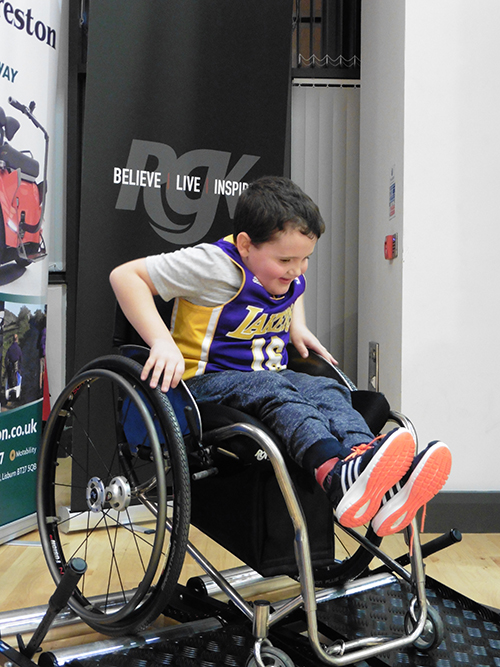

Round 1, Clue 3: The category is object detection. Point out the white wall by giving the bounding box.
[358,4,406,405]
[359,0,500,492]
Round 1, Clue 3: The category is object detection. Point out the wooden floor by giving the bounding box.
[0,527,499,660]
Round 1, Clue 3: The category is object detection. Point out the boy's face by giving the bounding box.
[236,227,317,296]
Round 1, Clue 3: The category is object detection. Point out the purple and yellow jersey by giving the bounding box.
[171,237,306,380]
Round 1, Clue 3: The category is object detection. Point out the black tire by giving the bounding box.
[37,355,191,635]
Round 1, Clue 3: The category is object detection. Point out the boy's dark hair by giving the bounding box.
[233,176,325,245]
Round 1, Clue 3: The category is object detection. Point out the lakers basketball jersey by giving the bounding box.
[170,237,306,379]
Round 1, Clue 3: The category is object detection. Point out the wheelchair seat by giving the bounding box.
[0,142,40,178]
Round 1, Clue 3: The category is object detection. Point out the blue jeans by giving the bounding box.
[187,369,374,468]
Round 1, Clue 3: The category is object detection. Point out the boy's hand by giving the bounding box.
[290,326,338,366]
[141,338,185,392]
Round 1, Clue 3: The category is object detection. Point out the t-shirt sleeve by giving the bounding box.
[145,243,242,306]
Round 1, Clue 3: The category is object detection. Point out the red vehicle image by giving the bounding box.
[0,97,47,270]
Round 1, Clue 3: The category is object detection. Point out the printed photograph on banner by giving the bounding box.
[0,95,48,294]
[0,1,62,298]
[0,299,46,411]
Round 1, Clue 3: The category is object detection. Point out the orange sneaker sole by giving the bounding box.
[372,442,452,537]
[336,429,415,529]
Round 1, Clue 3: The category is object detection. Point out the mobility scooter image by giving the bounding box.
[0,97,47,271]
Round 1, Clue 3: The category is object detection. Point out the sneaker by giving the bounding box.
[371,440,452,537]
[322,428,415,529]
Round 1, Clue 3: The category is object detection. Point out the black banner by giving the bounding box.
[75,0,293,371]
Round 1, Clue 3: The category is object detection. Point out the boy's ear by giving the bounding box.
[235,232,252,258]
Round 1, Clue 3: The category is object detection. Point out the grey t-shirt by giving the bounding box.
[145,243,242,307]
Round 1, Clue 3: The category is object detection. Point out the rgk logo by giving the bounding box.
[115,140,260,244]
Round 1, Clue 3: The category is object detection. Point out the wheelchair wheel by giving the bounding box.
[404,600,444,652]
[37,355,191,635]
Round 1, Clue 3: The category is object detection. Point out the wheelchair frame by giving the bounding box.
[182,417,435,666]
[36,347,445,666]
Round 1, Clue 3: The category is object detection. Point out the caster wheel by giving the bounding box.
[405,601,444,651]
[247,646,295,667]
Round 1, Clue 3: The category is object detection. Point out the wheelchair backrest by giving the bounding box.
[119,343,202,439]
[113,296,173,349]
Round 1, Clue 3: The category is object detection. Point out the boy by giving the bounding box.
[110,176,451,536]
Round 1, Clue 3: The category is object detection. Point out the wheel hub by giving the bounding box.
[86,475,131,512]
[106,476,132,511]
[86,477,106,512]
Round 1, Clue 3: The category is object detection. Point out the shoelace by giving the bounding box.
[420,504,427,533]
[408,507,427,557]
[343,441,375,462]
[343,433,386,463]
[318,435,386,491]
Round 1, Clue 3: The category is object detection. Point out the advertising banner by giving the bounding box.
[74,0,293,372]
[0,1,62,543]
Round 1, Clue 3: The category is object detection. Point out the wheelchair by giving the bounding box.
[36,301,449,665]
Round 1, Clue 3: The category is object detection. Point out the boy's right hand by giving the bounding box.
[141,338,185,392]
[109,259,185,392]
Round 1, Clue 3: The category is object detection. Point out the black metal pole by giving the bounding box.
[18,558,87,660]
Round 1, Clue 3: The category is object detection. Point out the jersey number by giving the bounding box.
[251,336,286,371]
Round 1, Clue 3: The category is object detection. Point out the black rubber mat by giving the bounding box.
[65,625,255,667]
[59,578,500,667]
[316,575,500,666]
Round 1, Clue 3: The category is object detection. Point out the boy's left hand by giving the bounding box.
[290,326,338,366]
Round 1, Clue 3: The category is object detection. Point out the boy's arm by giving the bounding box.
[110,259,185,391]
[290,295,338,365]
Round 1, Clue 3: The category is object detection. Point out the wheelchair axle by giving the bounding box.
[86,476,131,513]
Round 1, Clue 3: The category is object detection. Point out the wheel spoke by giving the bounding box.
[103,512,128,607]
